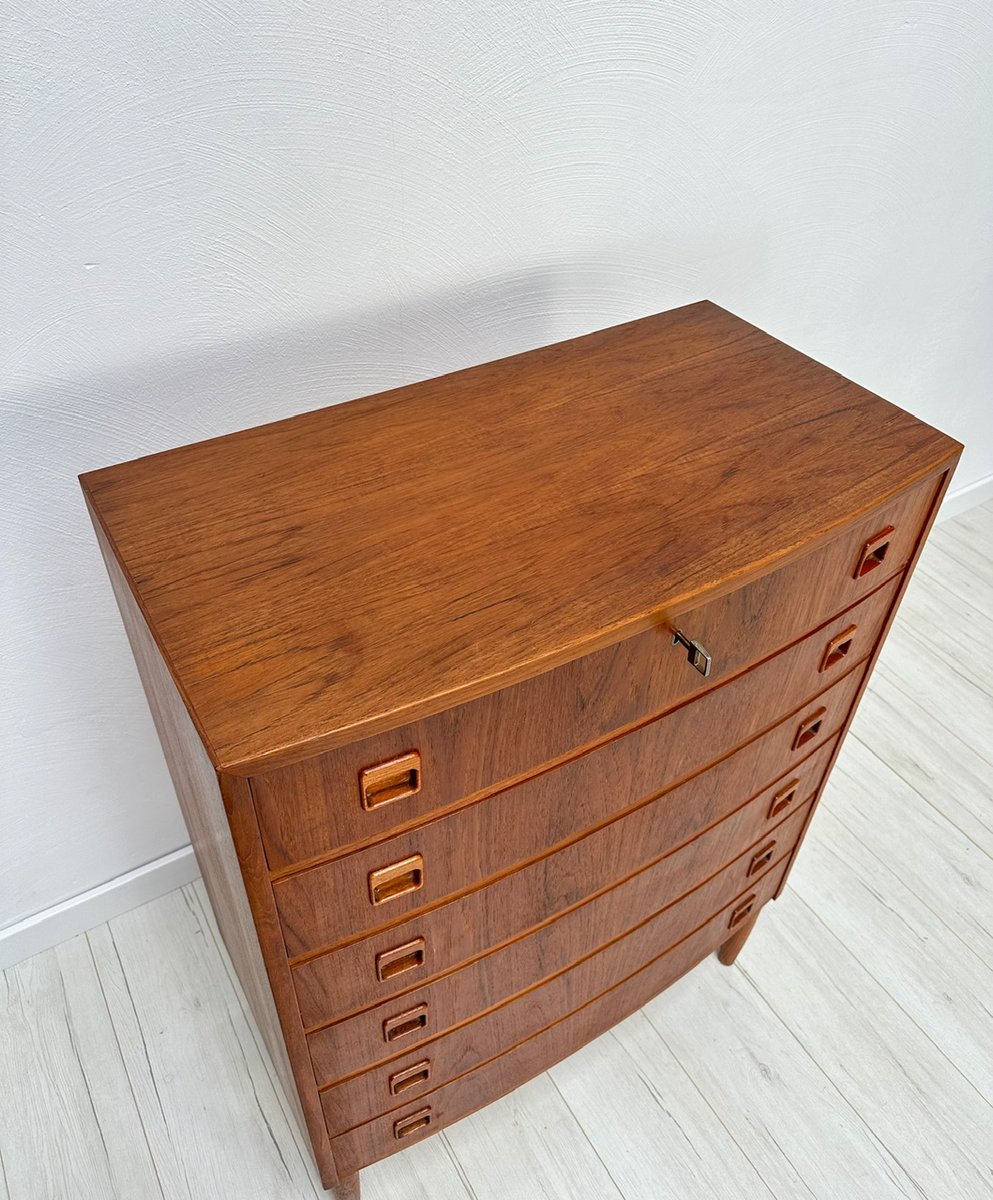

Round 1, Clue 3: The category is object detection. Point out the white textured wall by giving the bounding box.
[3,0,992,932]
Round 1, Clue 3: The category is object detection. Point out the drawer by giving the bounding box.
[300,731,834,1047]
[326,857,788,1172]
[291,696,850,1026]
[314,798,810,1112]
[276,575,896,959]
[253,476,934,871]
[306,719,824,1083]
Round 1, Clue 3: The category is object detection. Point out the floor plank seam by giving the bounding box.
[4,500,992,1200]
[823,801,993,973]
[788,892,993,1112]
[185,884,322,1193]
[733,956,934,1199]
[83,932,169,1200]
[847,731,993,861]
[55,960,116,1191]
[436,1131,482,1200]
[544,1070,627,1200]
[631,1016,791,1200]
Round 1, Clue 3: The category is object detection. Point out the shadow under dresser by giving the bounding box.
[79,300,961,1196]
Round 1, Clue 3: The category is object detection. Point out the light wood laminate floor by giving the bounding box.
[2,502,991,1200]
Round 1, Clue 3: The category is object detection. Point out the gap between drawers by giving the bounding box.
[283,658,866,970]
[316,845,798,1133]
[263,566,905,882]
[300,777,822,1039]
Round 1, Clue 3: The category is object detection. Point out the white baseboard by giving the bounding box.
[0,846,199,971]
[937,470,993,523]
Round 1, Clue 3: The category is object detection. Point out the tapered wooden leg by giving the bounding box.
[717,913,759,966]
[329,1173,360,1198]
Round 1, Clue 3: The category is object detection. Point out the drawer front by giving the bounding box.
[307,725,824,1085]
[316,800,809,1117]
[253,477,935,872]
[291,685,852,1026]
[327,859,788,1173]
[299,729,835,1040]
[277,576,895,959]
[302,725,835,1052]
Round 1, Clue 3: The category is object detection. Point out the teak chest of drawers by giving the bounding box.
[80,301,961,1195]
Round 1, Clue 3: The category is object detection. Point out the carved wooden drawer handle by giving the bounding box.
[383,1004,429,1044]
[375,937,426,983]
[728,894,757,929]
[394,1107,432,1140]
[389,1059,432,1096]
[747,841,777,877]
[854,526,894,579]
[820,624,857,672]
[360,751,421,811]
[792,707,827,751]
[369,854,424,906]
[768,779,799,820]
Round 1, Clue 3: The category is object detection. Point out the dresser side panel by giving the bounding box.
[86,499,341,1189]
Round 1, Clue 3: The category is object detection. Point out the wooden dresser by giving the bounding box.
[80,301,960,1196]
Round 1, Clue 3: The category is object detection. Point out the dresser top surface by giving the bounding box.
[80,300,959,773]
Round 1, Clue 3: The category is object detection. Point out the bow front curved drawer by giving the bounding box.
[307,783,821,1091]
[254,475,936,876]
[318,803,809,1133]
[289,685,855,1024]
[324,858,790,1176]
[275,575,895,960]
[82,300,961,1194]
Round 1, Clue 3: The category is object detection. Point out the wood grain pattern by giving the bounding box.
[84,502,344,1191]
[277,587,890,960]
[328,862,788,1175]
[79,301,960,773]
[290,683,858,1024]
[318,816,808,1131]
[274,675,849,960]
[86,889,325,1200]
[253,480,932,873]
[303,744,834,1085]
[742,883,993,1198]
[11,501,991,1200]
[79,303,962,1192]
[788,798,993,1106]
[0,938,164,1199]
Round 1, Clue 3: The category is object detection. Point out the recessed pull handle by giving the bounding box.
[389,1059,432,1096]
[383,1004,429,1044]
[672,629,713,677]
[375,937,426,983]
[820,624,857,672]
[854,526,894,579]
[360,751,421,811]
[729,894,756,929]
[394,1107,432,1140]
[792,707,826,751]
[369,854,424,906]
[747,841,777,877]
[768,779,799,820]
